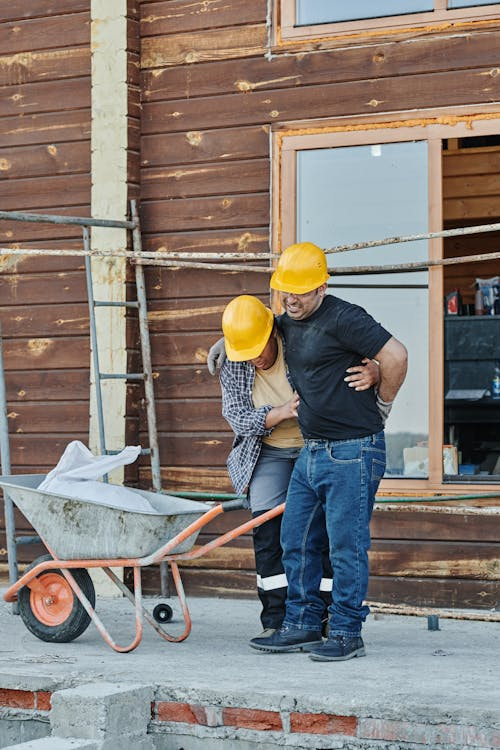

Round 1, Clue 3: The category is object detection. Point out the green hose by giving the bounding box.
[165,490,499,503]
[375,493,500,503]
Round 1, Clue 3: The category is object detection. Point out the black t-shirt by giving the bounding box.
[277,295,392,440]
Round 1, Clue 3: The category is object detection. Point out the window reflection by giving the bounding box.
[296,142,429,478]
[448,1,497,6]
[295,0,433,25]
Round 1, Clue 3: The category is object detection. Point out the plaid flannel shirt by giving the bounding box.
[219,347,295,493]
[219,359,272,493]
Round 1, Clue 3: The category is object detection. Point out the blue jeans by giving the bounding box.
[280,432,386,637]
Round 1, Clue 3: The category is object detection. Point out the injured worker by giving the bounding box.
[214,294,380,645]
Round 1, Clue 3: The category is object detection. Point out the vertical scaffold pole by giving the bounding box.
[0,323,19,613]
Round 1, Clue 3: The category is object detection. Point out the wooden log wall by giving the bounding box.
[0,2,141,565]
[0,1,92,501]
[138,0,500,608]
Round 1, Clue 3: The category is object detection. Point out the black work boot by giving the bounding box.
[251,627,277,641]
[308,635,366,661]
[250,625,322,653]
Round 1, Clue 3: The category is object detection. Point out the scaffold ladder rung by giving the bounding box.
[83,200,161,494]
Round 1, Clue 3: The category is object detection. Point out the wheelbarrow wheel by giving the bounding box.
[153,603,173,623]
[18,555,96,643]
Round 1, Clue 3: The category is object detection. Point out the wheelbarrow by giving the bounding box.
[0,474,284,653]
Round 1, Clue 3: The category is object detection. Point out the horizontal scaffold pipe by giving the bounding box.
[331,249,500,275]
[326,220,500,254]
[2,246,499,275]
[0,209,135,230]
[0,247,275,261]
[133,249,500,275]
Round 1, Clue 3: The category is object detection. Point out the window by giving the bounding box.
[275,111,500,491]
[278,1,500,44]
[296,142,429,479]
[295,1,432,25]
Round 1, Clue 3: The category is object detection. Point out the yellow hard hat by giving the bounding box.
[222,295,274,361]
[270,242,329,294]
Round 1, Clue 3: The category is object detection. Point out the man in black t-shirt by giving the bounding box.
[250,242,407,661]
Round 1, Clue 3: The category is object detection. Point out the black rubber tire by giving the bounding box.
[153,603,174,623]
[18,554,96,643]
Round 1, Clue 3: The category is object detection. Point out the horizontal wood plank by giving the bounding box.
[141,126,269,168]
[0,47,90,87]
[371,506,500,543]
[443,173,500,199]
[0,272,87,306]
[141,194,269,232]
[150,331,230,366]
[0,303,88,336]
[0,2,89,23]
[156,432,233,466]
[149,366,224,400]
[2,337,91,370]
[8,434,90,465]
[135,565,258,598]
[143,260,269,301]
[141,24,266,68]
[443,146,500,176]
[0,141,89,179]
[142,465,235,493]
[0,77,90,118]
[140,0,267,37]
[3,369,91,401]
[444,230,500,256]
[444,196,500,220]
[142,399,226,432]
[0,110,91,148]
[370,540,500,579]
[0,174,90,211]
[367,576,499,610]
[0,14,89,56]
[6,401,90,433]
[141,158,269,200]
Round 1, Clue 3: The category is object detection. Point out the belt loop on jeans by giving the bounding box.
[305,439,329,449]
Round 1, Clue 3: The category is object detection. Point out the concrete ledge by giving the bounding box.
[0,674,65,693]
[2,739,101,749]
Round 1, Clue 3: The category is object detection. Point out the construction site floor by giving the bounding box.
[0,590,499,749]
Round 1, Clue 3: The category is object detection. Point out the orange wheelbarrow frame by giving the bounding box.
[4,500,285,653]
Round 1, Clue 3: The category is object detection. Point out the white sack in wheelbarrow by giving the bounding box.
[38,440,155,512]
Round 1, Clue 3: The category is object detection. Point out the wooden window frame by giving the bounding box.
[276,0,500,46]
[271,105,500,494]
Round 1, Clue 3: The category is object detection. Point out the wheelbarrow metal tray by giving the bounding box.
[0,474,211,560]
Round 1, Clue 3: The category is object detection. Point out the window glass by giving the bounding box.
[296,142,429,478]
[295,0,433,25]
[448,1,497,6]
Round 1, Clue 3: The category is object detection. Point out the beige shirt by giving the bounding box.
[252,336,304,448]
